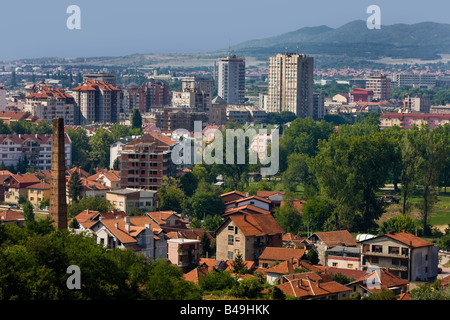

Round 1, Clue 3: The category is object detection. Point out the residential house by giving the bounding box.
[359,230,439,282]
[346,268,409,297]
[325,246,362,270]
[87,170,121,190]
[96,216,167,259]
[167,238,201,272]
[147,210,187,231]
[220,190,246,203]
[106,188,157,213]
[264,258,322,285]
[72,209,127,232]
[308,230,358,265]
[0,170,13,202]
[0,209,25,227]
[258,247,306,268]
[5,173,41,204]
[25,181,51,207]
[277,272,353,300]
[224,195,272,212]
[215,212,284,261]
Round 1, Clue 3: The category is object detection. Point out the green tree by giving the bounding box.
[182,181,224,219]
[67,196,114,218]
[302,196,333,232]
[158,177,186,212]
[231,253,248,275]
[89,126,113,169]
[66,127,92,171]
[379,214,418,235]
[274,199,301,235]
[68,171,83,203]
[22,201,34,223]
[131,108,142,130]
[305,249,319,265]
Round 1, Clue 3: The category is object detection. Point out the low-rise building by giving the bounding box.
[106,188,157,213]
[167,238,201,272]
[379,112,450,130]
[215,212,284,261]
[0,209,25,227]
[359,230,439,282]
[308,230,358,266]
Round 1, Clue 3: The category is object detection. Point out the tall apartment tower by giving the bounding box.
[0,85,6,111]
[267,53,314,118]
[49,118,67,230]
[72,79,121,124]
[218,52,245,104]
[366,74,391,101]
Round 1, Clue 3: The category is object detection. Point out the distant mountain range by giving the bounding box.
[229,20,450,62]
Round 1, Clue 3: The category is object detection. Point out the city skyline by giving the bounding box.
[0,0,449,61]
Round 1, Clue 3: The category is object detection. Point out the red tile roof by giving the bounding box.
[258,247,306,262]
[0,209,24,222]
[225,213,284,237]
[383,231,433,248]
[311,230,357,247]
[72,79,120,93]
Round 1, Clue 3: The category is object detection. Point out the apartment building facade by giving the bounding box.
[122,80,170,115]
[24,85,77,125]
[0,134,72,171]
[267,53,314,118]
[119,132,177,191]
[366,74,391,101]
[392,73,437,88]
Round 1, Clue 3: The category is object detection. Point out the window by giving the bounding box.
[332,262,338,267]
[389,246,400,255]
[372,245,383,253]
[227,251,233,260]
[228,226,234,231]
[392,259,399,266]
[235,237,240,242]
[402,248,409,256]
[228,235,234,246]
[347,264,354,269]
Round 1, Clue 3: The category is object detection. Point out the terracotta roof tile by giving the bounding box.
[226,213,284,237]
[0,209,24,222]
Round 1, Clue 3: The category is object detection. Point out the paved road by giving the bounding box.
[438,253,450,280]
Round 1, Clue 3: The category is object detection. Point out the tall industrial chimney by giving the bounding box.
[49,118,68,229]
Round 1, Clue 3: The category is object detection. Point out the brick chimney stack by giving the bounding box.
[49,118,68,229]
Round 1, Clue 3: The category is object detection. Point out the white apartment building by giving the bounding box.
[392,73,436,88]
[0,134,72,171]
[218,53,245,104]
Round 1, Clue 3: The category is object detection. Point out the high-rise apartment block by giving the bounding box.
[218,53,245,104]
[72,79,121,124]
[366,74,391,101]
[83,73,117,86]
[24,85,77,125]
[267,53,314,118]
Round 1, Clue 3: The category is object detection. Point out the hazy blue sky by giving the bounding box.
[0,0,448,60]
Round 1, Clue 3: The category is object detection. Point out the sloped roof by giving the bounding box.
[225,213,284,237]
[258,247,306,261]
[223,204,271,216]
[310,230,357,247]
[0,209,24,222]
[384,231,433,248]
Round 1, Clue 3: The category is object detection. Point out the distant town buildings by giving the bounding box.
[267,53,314,118]
[380,112,450,130]
[402,96,431,113]
[217,53,246,104]
[392,73,437,88]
